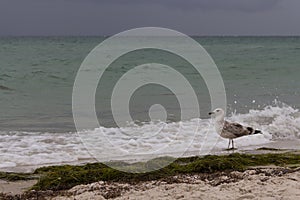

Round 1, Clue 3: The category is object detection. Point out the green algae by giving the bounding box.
[256,147,285,151]
[1,153,300,191]
[0,172,35,181]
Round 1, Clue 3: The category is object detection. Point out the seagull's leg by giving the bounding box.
[232,140,234,149]
[228,139,231,149]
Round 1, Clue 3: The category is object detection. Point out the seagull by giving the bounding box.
[209,108,262,149]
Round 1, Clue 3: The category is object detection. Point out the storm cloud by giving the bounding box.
[0,0,299,36]
[99,0,281,12]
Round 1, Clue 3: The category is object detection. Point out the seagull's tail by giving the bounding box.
[254,130,262,134]
[247,127,262,135]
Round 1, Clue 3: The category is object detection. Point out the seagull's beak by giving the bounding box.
[208,112,214,116]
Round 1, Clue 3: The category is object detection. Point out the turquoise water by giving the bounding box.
[0,36,300,132]
[1,36,300,171]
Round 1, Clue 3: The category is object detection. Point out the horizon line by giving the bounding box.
[1,34,300,37]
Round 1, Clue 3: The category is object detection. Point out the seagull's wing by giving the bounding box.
[223,121,253,138]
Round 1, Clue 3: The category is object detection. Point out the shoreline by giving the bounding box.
[1,150,300,199]
[2,140,300,174]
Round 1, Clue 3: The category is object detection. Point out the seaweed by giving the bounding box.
[2,153,300,191]
[30,153,300,191]
[0,172,35,181]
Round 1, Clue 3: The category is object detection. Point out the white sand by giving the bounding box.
[0,180,37,195]
[49,168,300,200]
[116,172,300,200]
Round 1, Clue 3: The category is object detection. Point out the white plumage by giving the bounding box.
[209,108,262,149]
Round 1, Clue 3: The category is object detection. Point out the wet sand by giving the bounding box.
[1,143,300,199]
[2,140,300,174]
[0,179,37,195]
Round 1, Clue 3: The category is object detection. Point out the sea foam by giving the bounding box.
[0,103,299,172]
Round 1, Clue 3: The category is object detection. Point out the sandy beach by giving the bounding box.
[51,168,300,200]
[1,166,299,200]
[0,179,37,196]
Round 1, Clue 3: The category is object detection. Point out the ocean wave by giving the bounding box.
[229,101,300,140]
[0,102,299,172]
[32,70,46,74]
[47,74,67,80]
[0,85,13,91]
[0,74,12,80]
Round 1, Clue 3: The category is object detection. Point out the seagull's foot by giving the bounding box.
[225,147,237,151]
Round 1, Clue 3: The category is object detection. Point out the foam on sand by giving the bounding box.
[1,103,300,172]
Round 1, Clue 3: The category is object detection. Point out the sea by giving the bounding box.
[0,36,300,172]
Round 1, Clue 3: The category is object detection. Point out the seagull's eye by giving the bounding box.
[216,110,219,112]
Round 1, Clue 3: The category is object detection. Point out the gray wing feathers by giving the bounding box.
[223,121,253,138]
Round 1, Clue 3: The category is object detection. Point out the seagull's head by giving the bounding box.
[208,108,225,121]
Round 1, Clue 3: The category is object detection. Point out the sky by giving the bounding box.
[0,0,300,36]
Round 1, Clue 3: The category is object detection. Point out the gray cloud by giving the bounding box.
[0,0,299,36]
[96,0,281,12]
